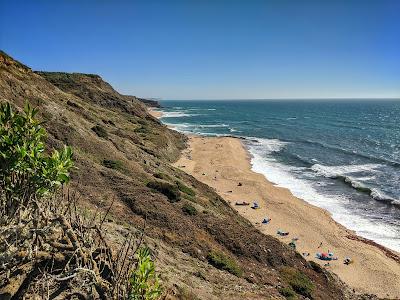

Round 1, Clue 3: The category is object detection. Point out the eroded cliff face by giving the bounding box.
[0,51,369,299]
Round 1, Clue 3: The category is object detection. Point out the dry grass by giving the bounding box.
[0,190,145,299]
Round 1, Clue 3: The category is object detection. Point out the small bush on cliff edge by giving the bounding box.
[147,180,181,202]
[175,180,196,196]
[280,267,314,298]
[278,286,297,300]
[207,250,243,277]
[153,172,172,181]
[129,247,162,300]
[182,203,197,215]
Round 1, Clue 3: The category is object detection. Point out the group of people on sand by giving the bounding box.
[235,194,353,267]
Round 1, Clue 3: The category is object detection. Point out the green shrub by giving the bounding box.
[129,247,162,300]
[147,181,180,202]
[278,286,297,299]
[182,203,197,216]
[280,267,314,298]
[102,159,123,170]
[175,180,195,196]
[207,250,243,277]
[92,124,108,138]
[182,193,195,202]
[134,124,151,134]
[0,102,73,215]
[153,172,172,181]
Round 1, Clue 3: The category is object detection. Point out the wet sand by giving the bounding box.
[174,135,400,299]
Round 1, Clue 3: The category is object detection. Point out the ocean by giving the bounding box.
[157,100,400,252]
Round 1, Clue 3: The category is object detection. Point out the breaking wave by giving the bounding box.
[311,164,400,207]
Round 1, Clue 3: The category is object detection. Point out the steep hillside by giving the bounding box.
[0,51,371,299]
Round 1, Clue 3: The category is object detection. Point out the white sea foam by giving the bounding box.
[246,137,288,154]
[370,189,397,203]
[163,122,194,133]
[247,141,400,252]
[311,163,382,178]
[161,111,199,118]
[197,124,229,128]
[163,122,231,137]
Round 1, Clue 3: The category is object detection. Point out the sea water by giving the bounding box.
[158,100,400,252]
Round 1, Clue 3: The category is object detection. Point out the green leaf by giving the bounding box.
[58,173,70,183]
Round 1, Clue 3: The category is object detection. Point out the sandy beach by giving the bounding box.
[148,107,163,118]
[173,135,400,299]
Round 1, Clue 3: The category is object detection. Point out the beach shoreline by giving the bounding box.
[175,136,400,298]
[148,107,163,118]
[149,107,400,298]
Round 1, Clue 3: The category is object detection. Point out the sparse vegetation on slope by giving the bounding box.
[207,250,243,277]
[147,180,181,202]
[280,267,315,298]
[0,102,162,299]
[181,203,197,216]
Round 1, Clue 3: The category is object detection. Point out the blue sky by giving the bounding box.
[1,0,399,99]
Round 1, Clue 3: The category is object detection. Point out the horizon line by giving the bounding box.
[157,97,400,101]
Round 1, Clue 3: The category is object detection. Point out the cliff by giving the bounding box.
[0,51,372,299]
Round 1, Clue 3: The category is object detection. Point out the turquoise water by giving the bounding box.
[158,100,400,252]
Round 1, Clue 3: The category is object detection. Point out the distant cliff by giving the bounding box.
[137,97,161,108]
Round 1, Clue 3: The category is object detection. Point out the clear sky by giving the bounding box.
[1,0,399,99]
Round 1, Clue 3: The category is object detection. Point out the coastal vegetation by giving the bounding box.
[103,159,124,170]
[147,180,181,202]
[0,101,161,299]
[175,180,196,197]
[280,267,314,298]
[206,250,243,277]
[181,202,197,215]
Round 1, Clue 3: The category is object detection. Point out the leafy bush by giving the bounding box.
[280,267,314,298]
[182,203,197,215]
[147,181,180,202]
[278,286,297,299]
[129,247,162,300]
[92,124,108,138]
[207,250,243,277]
[0,102,73,216]
[175,180,195,196]
[102,159,123,170]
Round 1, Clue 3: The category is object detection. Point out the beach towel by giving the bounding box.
[316,252,338,261]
